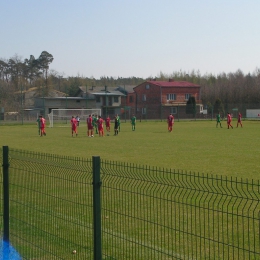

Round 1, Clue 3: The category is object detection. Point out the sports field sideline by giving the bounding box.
[0,120,259,180]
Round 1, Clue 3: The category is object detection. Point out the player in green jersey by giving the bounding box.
[92,114,98,134]
[114,114,120,135]
[117,115,121,132]
[216,112,222,128]
[36,115,41,135]
[131,114,136,131]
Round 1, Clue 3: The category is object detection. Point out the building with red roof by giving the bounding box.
[131,79,203,119]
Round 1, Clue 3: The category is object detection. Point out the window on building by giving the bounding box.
[96,96,100,102]
[142,94,146,101]
[142,107,146,114]
[185,94,191,100]
[167,94,176,101]
[146,84,150,89]
[129,96,133,103]
[114,96,119,103]
[171,107,177,114]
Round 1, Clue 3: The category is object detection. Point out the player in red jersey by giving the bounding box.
[40,115,46,136]
[97,116,104,137]
[87,114,94,137]
[227,113,233,129]
[237,112,243,128]
[105,115,111,133]
[70,116,78,137]
[167,113,174,132]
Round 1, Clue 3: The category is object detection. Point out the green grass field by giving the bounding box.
[1,120,259,259]
[1,120,259,180]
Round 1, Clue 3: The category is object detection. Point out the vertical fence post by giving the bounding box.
[2,146,10,258]
[177,105,179,122]
[92,156,102,260]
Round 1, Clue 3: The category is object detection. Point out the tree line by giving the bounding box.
[0,51,54,111]
[1,52,260,114]
[158,69,260,114]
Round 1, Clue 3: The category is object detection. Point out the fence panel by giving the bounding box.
[119,103,260,121]
[1,149,259,259]
[0,151,3,244]
[101,161,260,260]
[6,148,93,259]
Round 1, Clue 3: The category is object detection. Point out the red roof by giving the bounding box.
[146,80,200,87]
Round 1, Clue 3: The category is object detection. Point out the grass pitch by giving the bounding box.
[0,119,259,259]
[0,120,259,180]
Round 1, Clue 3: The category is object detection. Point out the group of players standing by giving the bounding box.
[85,114,116,137]
[70,114,137,137]
[216,112,243,129]
[82,113,172,136]
[38,111,242,138]
[70,114,136,137]
[166,111,243,132]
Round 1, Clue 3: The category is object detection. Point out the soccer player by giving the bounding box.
[92,114,98,134]
[76,115,80,126]
[237,112,243,128]
[131,114,136,131]
[114,115,119,135]
[70,116,78,137]
[105,115,111,133]
[117,114,121,132]
[97,115,104,137]
[227,112,233,129]
[87,114,94,137]
[36,115,41,135]
[167,113,174,132]
[216,112,222,128]
[40,115,46,136]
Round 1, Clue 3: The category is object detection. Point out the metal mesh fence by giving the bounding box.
[1,103,260,126]
[100,161,260,260]
[5,148,93,259]
[0,152,2,250]
[119,103,260,121]
[1,149,260,259]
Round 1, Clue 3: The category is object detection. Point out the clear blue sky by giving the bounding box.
[1,0,260,78]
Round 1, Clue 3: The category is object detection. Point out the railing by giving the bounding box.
[1,147,259,259]
[100,161,260,260]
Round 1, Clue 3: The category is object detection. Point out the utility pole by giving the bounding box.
[85,85,88,108]
[66,85,68,109]
[58,76,62,91]
[20,84,24,125]
[42,85,45,118]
